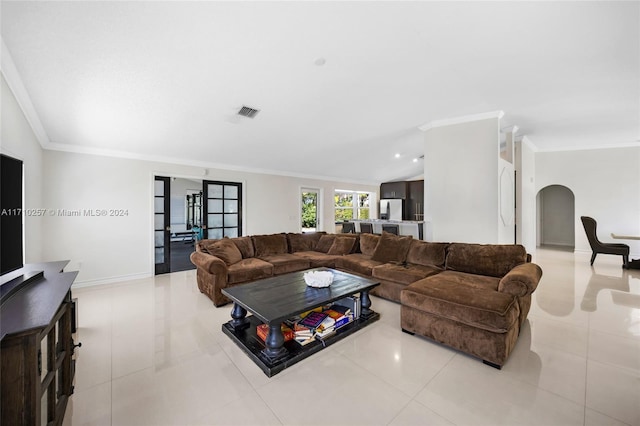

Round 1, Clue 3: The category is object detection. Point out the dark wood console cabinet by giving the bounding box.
[1,261,79,426]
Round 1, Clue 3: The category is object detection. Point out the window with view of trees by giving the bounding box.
[334,191,371,223]
[301,191,318,231]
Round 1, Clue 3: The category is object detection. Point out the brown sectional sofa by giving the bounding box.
[190,231,542,368]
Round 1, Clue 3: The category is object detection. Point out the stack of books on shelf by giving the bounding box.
[294,299,357,343]
[256,323,295,343]
[257,297,359,347]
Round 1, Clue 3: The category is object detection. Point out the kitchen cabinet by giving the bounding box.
[380,181,408,199]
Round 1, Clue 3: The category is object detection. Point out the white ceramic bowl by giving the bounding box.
[303,270,334,288]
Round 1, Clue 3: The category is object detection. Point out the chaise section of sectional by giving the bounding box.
[399,243,542,368]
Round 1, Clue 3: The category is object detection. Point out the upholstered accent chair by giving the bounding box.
[580,216,629,268]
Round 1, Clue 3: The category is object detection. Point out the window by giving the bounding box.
[334,190,371,222]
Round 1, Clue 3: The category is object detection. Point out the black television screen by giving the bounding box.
[1,154,24,275]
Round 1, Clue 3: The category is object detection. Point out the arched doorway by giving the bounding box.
[536,185,575,249]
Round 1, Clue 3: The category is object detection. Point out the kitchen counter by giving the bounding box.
[351,219,431,240]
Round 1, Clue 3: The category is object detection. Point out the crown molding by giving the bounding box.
[1,37,51,148]
[520,135,539,152]
[418,110,505,132]
[502,125,519,134]
[535,141,640,153]
[45,142,380,186]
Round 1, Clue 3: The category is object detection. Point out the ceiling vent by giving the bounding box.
[237,105,260,119]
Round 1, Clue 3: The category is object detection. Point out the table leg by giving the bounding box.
[360,289,374,319]
[229,303,248,331]
[261,323,288,362]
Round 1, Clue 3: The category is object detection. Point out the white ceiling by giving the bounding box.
[2,1,639,184]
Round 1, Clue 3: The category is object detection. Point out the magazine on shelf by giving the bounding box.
[316,316,335,333]
[333,315,353,329]
[332,295,360,319]
[298,311,328,329]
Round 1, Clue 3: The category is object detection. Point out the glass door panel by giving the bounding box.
[154,176,170,274]
[203,180,242,240]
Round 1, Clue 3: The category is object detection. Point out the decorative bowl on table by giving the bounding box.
[303,270,334,288]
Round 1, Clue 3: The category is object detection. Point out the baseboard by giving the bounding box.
[71,272,153,288]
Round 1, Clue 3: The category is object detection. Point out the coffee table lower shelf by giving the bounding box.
[221,312,379,377]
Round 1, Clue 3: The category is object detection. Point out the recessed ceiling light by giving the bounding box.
[394,153,401,158]
[412,158,418,163]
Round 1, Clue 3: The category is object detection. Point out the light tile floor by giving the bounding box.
[63,248,640,425]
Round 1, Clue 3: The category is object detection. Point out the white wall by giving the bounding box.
[0,74,43,263]
[40,150,377,284]
[536,147,640,257]
[424,117,502,243]
[515,137,537,252]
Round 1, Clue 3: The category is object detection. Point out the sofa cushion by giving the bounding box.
[372,263,442,285]
[359,233,380,256]
[335,254,383,276]
[371,232,413,263]
[328,236,357,255]
[445,243,527,278]
[315,235,336,253]
[406,241,448,268]
[429,270,501,292]
[227,258,274,284]
[259,253,311,275]
[291,251,340,268]
[231,236,255,259]
[287,232,324,253]
[402,276,519,333]
[252,234,288,256]
[203,238,242,266]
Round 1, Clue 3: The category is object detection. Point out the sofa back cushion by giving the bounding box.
[315,235,336,253]
[406,241,448,268]
[328,235,357,255]
[203,238,243,266]
[359,233,380,256]
[252,234,288,257]
[231,236,255,258]
[371,232,413,263]
[287,232,324,253]
[445,243,527,278]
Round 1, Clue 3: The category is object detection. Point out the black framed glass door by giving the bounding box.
[202,181,242,239]
[154,176,171,274]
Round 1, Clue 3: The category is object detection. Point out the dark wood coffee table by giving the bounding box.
[221,267,380,376]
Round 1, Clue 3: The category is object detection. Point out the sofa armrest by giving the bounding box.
[498,263,543,297]
[190,251,228,276]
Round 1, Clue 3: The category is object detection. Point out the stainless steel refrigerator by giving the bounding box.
[379,199,404,221]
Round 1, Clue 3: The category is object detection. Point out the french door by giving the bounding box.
[154,176,171,274]
[202,181,242,239]
[301,188,320,232]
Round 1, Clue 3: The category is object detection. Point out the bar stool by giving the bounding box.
[341,222,356,233]
[359,223,374,233]
[381,224,399,235]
